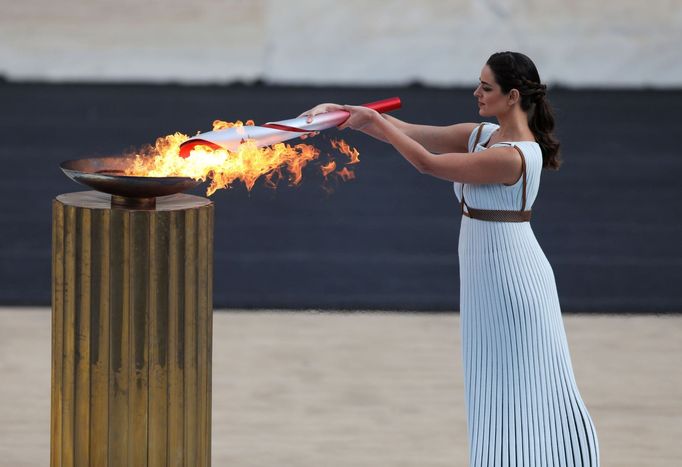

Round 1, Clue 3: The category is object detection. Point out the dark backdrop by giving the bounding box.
[1,82,680,311]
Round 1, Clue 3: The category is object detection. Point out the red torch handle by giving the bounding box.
[360,97,402,113]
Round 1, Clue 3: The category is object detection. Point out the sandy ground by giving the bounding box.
[0,309,680,466]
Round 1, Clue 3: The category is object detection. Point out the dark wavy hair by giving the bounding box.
[486,51,561,170]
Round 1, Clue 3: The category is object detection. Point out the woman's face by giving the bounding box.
[473,65,508,117]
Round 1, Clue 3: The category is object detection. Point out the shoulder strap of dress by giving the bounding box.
[472,122,485,150]
[460,123,486,213]
[512,145,528,212]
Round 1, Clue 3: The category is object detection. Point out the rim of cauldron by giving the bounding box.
[59,156,204,203]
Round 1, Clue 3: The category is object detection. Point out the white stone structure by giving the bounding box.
[1,0,680,87]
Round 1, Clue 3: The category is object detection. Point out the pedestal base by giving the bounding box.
[51,191,213,466]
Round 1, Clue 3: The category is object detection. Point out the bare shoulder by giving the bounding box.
[463,145,523,185]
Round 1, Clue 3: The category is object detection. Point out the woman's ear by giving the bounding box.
[508,89,520,106]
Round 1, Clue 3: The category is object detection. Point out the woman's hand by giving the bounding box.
[297,103,345,123]
[297,103,380,136]
[336,105,379,131]
[297,103,346,139]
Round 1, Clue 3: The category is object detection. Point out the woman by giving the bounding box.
[300,51,600,466]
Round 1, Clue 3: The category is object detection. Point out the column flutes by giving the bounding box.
[51,191,213,467]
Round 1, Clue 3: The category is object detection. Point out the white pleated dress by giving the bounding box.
[454,122,600,467]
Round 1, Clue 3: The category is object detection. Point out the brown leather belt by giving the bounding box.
[460,123,533,223]
[462,207,532,222]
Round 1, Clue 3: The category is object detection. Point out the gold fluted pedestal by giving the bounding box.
[51,191,213,467]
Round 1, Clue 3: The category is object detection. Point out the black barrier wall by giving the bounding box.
[1,83,680,312]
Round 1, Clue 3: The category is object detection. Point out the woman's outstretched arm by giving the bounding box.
[375,115,478,154]
[364,110,521,185]
[298,102,476,153]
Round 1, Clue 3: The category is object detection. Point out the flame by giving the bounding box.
[330,138,360,164]
[336,167,355,181]
[123,122,360,196]
[320,160,337,178]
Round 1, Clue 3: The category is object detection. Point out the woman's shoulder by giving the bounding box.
[498,141,543,168]
[468,122,500,150]
[475,122,500,135]
[492,140,541,155]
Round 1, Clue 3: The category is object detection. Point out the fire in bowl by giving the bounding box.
[59,96,402,209]
[60,156,202,208]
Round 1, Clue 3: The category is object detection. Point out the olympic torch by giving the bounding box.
[178,97,401,158]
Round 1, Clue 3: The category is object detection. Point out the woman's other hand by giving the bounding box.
[297,102,379,138]
[297,103,345,123]
[297,103,344,139]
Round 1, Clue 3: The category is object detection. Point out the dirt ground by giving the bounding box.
[0,309,679,466]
